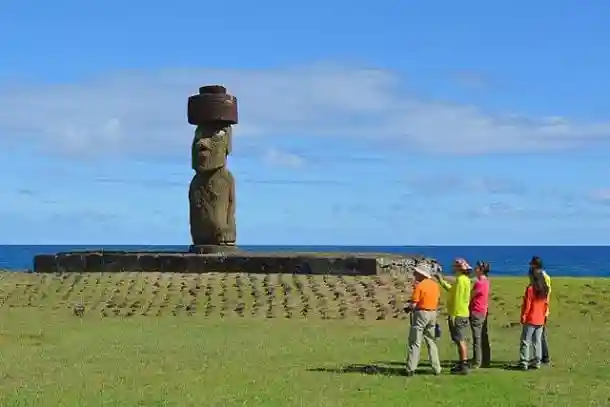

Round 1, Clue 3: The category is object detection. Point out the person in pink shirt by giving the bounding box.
[469,261,491,368]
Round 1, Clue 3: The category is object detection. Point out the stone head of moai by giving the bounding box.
[188,85,238,172]
[187,85,238,250]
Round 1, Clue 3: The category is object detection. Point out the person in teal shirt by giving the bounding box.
[436,258,473,375]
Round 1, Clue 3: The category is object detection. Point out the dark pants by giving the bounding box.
[541,321,550,362]
[470,312,491,367]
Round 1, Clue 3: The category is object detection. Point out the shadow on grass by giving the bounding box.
[307,363,434,376]
[374,360,514,369]
[308,361,517,377]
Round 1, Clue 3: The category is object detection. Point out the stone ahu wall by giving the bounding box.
[33,251,439,278]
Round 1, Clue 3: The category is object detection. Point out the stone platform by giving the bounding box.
[33,250,436,276]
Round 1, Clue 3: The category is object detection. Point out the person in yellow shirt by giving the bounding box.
[404,263,442,376]
[436,258,473,375]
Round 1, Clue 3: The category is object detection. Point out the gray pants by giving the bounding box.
[519,324,543,368]
[406,310,441,374]
[470,312,491,367]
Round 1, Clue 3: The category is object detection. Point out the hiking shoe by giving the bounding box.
[450,362,469,375]
[451,367,468,375]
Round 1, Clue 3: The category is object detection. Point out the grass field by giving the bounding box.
[0,271,609,406]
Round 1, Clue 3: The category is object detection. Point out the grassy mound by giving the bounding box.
[0,272,609,406]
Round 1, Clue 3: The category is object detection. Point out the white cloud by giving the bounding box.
[590,188,610,204]
[404,175,527,196]
[263,148,305,168]
[466,201,525,218]
[1,62,610,157]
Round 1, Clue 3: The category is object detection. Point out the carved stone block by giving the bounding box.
[187,85,238,125]
[191,124,232,172]
[188,168,236,246]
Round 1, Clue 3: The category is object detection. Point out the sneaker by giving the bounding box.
[452,367,468,375]
[450,362,469,375]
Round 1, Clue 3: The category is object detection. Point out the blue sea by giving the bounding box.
[1,245,609,276]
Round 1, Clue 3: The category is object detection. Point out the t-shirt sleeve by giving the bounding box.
[543,273,551,290]
[411,284,422,303]
[543,273,552,304]
[439,277,452,291]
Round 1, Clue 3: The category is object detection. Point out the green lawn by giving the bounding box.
[0,272,609,406]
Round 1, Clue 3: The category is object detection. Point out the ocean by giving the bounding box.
[1,245,609,276]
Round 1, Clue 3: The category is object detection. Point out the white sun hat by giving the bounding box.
[413,263,433,279]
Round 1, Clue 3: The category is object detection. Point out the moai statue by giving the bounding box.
[187,85,238,252]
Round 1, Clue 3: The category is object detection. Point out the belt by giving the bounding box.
[415,308,437,312]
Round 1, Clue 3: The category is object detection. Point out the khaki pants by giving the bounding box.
[406,310,441,373]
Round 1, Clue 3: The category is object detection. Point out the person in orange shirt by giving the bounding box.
[516,268,550,370]
[404,263,442,376]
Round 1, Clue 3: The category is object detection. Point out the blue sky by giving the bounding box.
[1,0,610,245]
